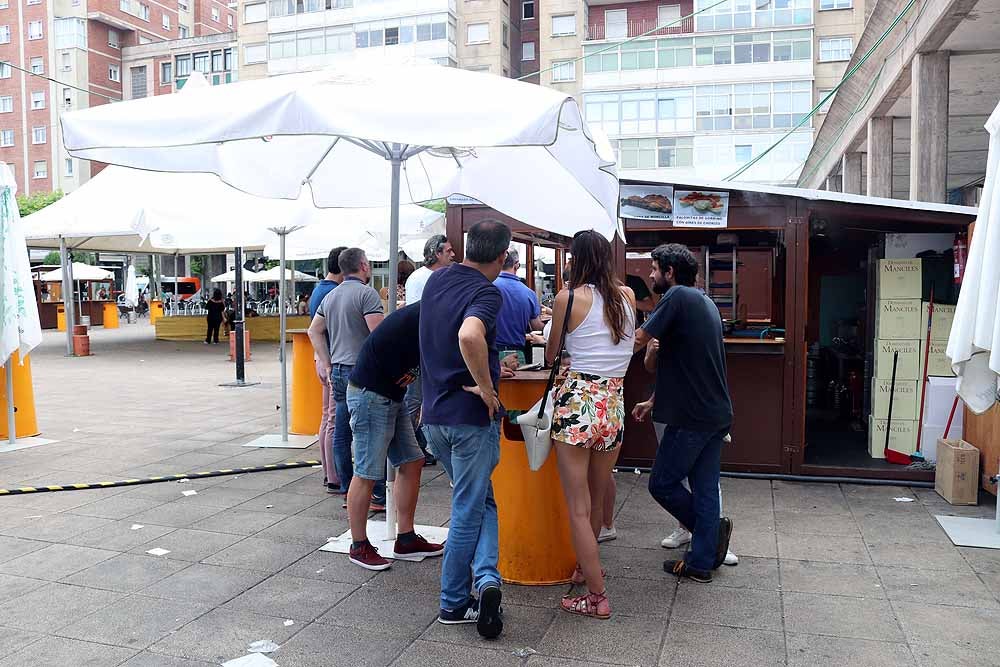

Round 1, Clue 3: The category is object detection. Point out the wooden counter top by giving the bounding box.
[724,338,784,345]
[501,370,552,383]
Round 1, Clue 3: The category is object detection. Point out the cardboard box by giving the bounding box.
[878,259,922,299]
[935,438,980,505]
[921,303,956,341]
[872,378,918,420]
[876,299,922,340]
[869,418,918,459]
[921,376,963,431]
[875,339,921,380]
[920,340,955,377]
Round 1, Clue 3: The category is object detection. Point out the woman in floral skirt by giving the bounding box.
[546,230,636,619]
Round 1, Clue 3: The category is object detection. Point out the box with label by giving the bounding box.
[921,303,956,341]
[871,378,918,420]
[935,438,980,505]
[878,259,922,299]
[920,340,955,377]
[875,339,921,380]
[869,418,918,459]
[876,299,922,340]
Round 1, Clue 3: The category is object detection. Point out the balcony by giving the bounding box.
[585,17,692,42]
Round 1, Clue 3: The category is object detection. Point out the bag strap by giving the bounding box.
[538,289,575,420]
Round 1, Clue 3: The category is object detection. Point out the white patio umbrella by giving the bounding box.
[249,266,319,283]
[941,101,1000,549]
[39,262,114,282]
[0,163,42,446]
[61,58,619,543]
[210,268,257,283]
[123,265,138,308]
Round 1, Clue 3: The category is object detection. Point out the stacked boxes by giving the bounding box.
[870,259,958,459]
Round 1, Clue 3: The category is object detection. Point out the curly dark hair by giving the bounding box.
[651,243,698,287]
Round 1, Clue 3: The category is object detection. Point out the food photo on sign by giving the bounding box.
[672,190,729,228]
[619,184,674,220]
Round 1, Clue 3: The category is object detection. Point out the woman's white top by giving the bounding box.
[563,285,636,378]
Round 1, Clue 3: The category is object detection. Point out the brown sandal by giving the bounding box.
[571,564,607,586]
[561,589,611,619]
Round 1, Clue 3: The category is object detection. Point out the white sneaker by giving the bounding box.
[597,525,617,543]
[723,550,739,566]
[661,528,692,549]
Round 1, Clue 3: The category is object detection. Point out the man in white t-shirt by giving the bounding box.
[405,235,455,305]
[403,234,455,465]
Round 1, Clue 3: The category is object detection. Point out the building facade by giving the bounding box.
[812,0,868,134]
[0,0,235,196]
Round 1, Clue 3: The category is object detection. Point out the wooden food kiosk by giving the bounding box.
[448,179,977,484]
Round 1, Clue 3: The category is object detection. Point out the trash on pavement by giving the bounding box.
[146,548,170,556]
[893,497,915,502]
[248,640,280,653]
[130,524,144,530]
[182,490,198,496]
[222,654,277,667]
[512,648,537,658]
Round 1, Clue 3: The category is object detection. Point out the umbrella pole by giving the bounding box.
[278,231,289,442]
[59,238,74,355]
[384,147,403,542]
[5,358,15,444]
[234,247,247,384]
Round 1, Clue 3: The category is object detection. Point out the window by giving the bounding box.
[211,50,224,71]
[819,36,853,62]
[773,30,811,61]
[157,62,171,84]
[820,0,851,9]
[30,57,43,74]
[244,42,266,64]
[178,0,188,8]
[65,158,74,177]
[54,17,88,49]
[119,0,128,10]
[521,41,535,61]
[175,55,192,76]
[657,37,693,68]
[502,22,508,47]
[139,2,149,20]
[695,35,732,65]
[657,4,681,27]
[162,13,170,29]
[179,25,189,38]
[466,22,488,44]
[817,88,834,113]
[270,32,295,58]
[552,14,575,36]
[130,65,147,98]
[108,64,120,81]
[30,91,44,109]
[63,87,72,107]
[193,52,209,73]
[522,0,534,20]
[604,9,626,40]
[0,96,10,113]
[244,2,266,22]
[224,48,233,71]
[227,14,233,28]
[211,6,220,21]
[0,26,8,44]
[0,0,9,7]
[735,144,752,163]
[0,63,11,79]
[61,52,71,70]
[0,130,12,147]
[33,161,46,179]
[619,138,656,169]
[551,59,575,82]
[621,40,656,70]
[28,20,42,40]
[31,127,45,144]
[657,137,693,167]
[695,0,811,31]
[108,29,119,48]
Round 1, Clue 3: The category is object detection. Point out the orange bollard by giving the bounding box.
[492,374,577,585]
[229,330,251,361]
[0,353,40,439]
[72,334,91,356]
[290,330,322,435]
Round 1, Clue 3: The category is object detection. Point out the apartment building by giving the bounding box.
[121,30,238,100]
[580,0,817,184]
[812,0,867,133]
[0,0,234,196]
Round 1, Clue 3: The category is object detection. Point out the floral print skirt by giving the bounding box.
[551,371,625,452]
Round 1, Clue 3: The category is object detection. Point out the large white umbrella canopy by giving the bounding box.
[0,163,41,365]
[123,265,138,308]
[948,101,1000,414]
[250,266,319,283]
[39,262,113,282]
[210,268,256,283]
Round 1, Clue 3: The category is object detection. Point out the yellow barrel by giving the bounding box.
[492,374,576,585]
[0,353,40,439]
[290,330,322,435]
[103,302,119,329]
[56,305,66,331]
[150,300,164,324]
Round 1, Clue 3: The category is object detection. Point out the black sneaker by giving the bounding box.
[477,584,503,639]
[713,517,734,570]
[664,559,712,583]
[424,453,437,466]
[438,598,479,625]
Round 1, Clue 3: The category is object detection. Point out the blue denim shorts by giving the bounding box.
[346,383,424,480]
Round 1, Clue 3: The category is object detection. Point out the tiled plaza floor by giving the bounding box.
[0,323,997,665]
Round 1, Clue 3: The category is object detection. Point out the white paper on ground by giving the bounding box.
[182,490,198,496]
[893,497,915,503]
[248,640,280,653]
[283,619,294,626]
[146,548,171,556]
[222,655,277,667]
[130,524,144,530]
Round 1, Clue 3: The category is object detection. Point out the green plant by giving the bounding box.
[17,191,63,217]
[43,251,61,265]
[422,199,446,214]
[190,256,205,277]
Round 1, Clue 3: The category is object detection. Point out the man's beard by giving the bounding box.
[652,274,670,294]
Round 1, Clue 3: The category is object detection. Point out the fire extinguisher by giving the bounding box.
[954,232,968,285]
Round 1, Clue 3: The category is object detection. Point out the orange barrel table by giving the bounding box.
[150,300,164,324]
[0,353,40,439]
[56,305,66,331]
[493,371,576,585]
[103,302,119,329]
[289,329,323,435]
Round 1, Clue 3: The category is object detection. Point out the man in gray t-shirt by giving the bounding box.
[308,248,384,493]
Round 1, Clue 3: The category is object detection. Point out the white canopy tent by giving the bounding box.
[210,269,257,283]
[39,263,114,282]
[248,266,319,283]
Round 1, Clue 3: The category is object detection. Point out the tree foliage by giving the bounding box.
[43,251,61,265]
[17,191,63,217]
[422,199,446,214]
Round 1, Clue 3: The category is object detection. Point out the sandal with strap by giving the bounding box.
[571,564,607,586]
[560,590,611,620]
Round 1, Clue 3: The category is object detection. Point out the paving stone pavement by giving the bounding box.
[0,325,997,665]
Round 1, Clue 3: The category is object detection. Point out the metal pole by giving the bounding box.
[173,253,180,316]
[5,358,15,444]
[234,247,246,384]
[278,232,289,442]
[384,146,403,541]
[59,238,74,355]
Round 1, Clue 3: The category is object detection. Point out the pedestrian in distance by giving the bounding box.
[204,288,225,345]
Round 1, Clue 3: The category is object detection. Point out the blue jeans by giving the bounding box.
[330,364,355,493]
[648,426,728,572]
[346,384,424,480]
[404,379,427,452]
[424,422,501,611]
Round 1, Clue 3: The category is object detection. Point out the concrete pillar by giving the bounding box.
[910,51,950,203]
[842,153,863,195]
[826,175,842,192]
[867,117,893,198]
